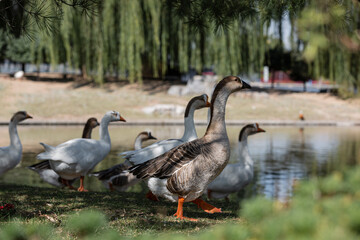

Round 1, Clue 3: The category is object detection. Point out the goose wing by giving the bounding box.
[37,138,109,164]
[129,139,203,180]
[90,163,129,180]
[121,139,184,165]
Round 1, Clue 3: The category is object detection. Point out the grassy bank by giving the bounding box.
[1,166,360,239]
[0,184,241,238]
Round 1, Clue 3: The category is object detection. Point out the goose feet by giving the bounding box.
[146,191,159,201]
[109,182,115,192]
[60,178,76,190]
[192,198,221,214]
[207,189,212,199]
[173,197,197,222]
[77,176,88,192]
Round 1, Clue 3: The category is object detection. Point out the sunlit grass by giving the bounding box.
[2,166,360,239]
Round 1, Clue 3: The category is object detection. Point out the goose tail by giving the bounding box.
[36,143,55,160]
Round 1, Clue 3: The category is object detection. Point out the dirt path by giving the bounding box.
[1,76,360,124]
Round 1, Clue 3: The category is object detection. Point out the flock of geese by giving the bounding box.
[0,76,266,221]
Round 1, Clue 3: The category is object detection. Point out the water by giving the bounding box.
[0,125,359,201]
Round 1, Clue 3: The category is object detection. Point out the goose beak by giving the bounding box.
[120,116,126,122]
[149,135,157,140]
[242,81,251,89]
[26,114,33,119]
[206,100,211,107]
[257,127,265,133]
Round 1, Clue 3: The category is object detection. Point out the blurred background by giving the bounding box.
[0,0,359,93]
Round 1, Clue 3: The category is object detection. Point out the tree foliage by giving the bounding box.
[0,0,360,92]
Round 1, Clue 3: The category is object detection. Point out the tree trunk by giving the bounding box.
[271,70,275,89]
[21,62,25,72]
[81,64,88,80]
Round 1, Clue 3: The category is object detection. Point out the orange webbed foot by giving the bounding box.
[173,196,198,221]
[77,187,88,192]
[77,176,88,192]
[192,198,222,214]
[174,214,198,222]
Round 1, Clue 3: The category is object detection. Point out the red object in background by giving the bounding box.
[0,203,14,210]
[261,71,296,83]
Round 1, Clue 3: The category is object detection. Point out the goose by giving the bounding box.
[28,118,100,188]
[0,111,32,176]
[206,123,265,201]
[129,76,251,221]
[120,94,211,166]
[121,94,210,200]
[36,111,126,192]
[90,131,157,192]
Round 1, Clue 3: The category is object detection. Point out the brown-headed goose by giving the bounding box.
[130,76,251,221]
[121,94,210,200]
[120,94,211,166]
[207,123,265,201]
[36,111,126,192]
[0,111,32,176]
[90,131,157,192]
[28,118,100,188]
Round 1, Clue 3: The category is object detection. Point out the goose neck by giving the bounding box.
[99,117,111,144]
[9,121,22,150]
[181,111,197,141]
[205,89,230,136]
[239,139,253,167]
[82,126,92,139]
[134,136,143,150]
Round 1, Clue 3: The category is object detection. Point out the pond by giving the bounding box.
[0,125,359,202]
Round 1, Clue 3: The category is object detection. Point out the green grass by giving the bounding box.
[0,184,241,238]
[2,166,360,239]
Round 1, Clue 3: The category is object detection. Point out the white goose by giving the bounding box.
[90,131,157,192]
[206,123,265,201]
[120,94,211,165]
[130,76,251,221]
[36,111,126,192]
[0,111,32,176]
[28,117,100,188]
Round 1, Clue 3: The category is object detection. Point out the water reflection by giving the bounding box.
[0,125,359,201]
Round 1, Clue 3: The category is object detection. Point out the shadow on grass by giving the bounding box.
[0,184,240,232]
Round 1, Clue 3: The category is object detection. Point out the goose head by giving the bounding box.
[144,131,157,141]
[82,117,100,139]
[184,94,211,117]
[10,111,32,123]
[238,123,265,142]
[106,111,126,122]
[216,76,251,95]
[86,117,100,128]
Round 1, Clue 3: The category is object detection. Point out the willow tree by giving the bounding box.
[12,0,358,92]
[296,0,360,93]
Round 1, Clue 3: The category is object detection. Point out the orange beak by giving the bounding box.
[26,114,33,119]
[120,116,126,122]
[257,127,265,132]
[206,100,211,107]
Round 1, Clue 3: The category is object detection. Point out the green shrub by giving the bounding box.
[240,196,274,222]
[65,210,108,238]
